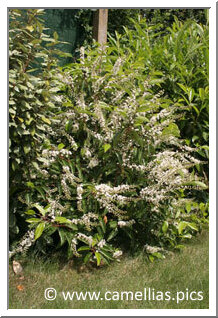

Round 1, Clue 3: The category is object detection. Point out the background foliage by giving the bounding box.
[110,15,209,176]
[42,9,207,60]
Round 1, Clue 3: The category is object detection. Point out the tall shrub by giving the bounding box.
[10,38,208,264]
[9,9,66,240]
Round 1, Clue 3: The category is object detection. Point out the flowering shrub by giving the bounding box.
[10,14,208,265]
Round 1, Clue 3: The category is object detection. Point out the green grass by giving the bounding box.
[9,230,209,309]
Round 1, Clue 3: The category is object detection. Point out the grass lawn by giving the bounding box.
[9,230,209,309]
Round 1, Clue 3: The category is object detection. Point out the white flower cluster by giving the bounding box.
[71,238,81,257]
[70,213,99,231]
[77,233,93,247]
[63,132,78,150]
[57,72,73,86]
[85,127,103,141]
[47,198,66,218]
[72,123,79,132]
[149,108,172,125]
[61,178,72,200]
[42,149,72,157]
[139,150,199,207]
[97,239,106,248]
[88,157,99,168]
[113,250,123,258]
[77,185,83,212]
[145,244,164,254]
[9,230,35,258]
[94,184,136,219]
[81,213,98,231]
[95,184,135,194]
[60,166,82,200]
[112,57,123,75]
[83,147,92,158]
[52,95,63,103]
[42,149,72,167]
[118,219,135,228]
[63,166,81,183]
[77,185,83,200]
[80,46,85,64]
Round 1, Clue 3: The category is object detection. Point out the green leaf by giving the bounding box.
[58,229,67,246]
[184,181,208,189]
[25,193,31,205]
[35,186,46,200]
[103,144,111,153]
[137,105,151,112]
[25,209,35,215]
[32,162,39,169]
[187,223,198,231]
[91,238,98,247]
[83,252,92,264]
[175,244,185,249]
[134,116,149,126]
[58,143,65,150]
[33,203,46,216]
[131,130,144,146]
[26,182,34,188]
[55,217,71,224]
[12,161,18,171]
[180,233,192,239]
[149,255,154,262]
[199,88,205,101]
[178,221,188,234]
[53,31,59,41]
[188,88,195,103]
[65,120,72,132]
[23,145,31,154]
[162,123,180,137]
[99,249,113,261]
[99,220,106,234]
[41,116,51,125]
[153,252,165,259]
[26,218,41,223]
[78,246,90,252]
[35,222,45,240]
[109,221,118,229]
[162,221,168,233]
[177,83,188,93]
[186,202,191,213]
[95,252,101,266]
[107,228,118,241]
[26,25,34,32]
[68,223,78,231]
[192,103,200,115]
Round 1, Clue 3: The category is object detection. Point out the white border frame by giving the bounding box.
[1,0,216,316]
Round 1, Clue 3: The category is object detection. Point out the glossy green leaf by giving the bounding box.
[55,217,71,224]
[26,218,41,223]
[33,203,46,216]
[103,144,111,152]
[162,221,168,233]
[41,116,51,125]
[83,252,92,264]
[35,222,45,240]
[58,143,65,150]
[95,252,101,266]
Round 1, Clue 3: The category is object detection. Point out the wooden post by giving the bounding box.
[93,9,108,45]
